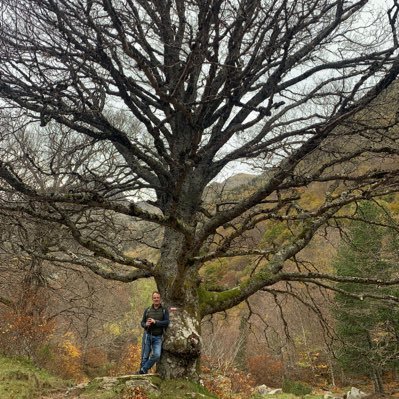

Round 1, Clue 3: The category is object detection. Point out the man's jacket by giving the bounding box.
[141,305,169,336]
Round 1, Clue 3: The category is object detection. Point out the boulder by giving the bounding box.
[67,374,160,397]
[125,377,159,395]
[254,384,271,395]
[253,385,283,395]
[268,388,283,395]
[346,387,368,399]
[324,391,342,399]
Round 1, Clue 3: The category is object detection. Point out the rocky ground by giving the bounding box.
[40,374,215,399]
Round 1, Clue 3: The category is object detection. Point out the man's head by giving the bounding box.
[152,291,161,308]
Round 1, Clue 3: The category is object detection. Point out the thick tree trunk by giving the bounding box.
[157,307,201,379]
[153,169,208,379]
[155,225,202,379]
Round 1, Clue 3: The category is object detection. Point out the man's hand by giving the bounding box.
[146,318,156,327]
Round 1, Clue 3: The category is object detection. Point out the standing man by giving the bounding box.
[138,291,169,374]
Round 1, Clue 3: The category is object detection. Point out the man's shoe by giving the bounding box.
[130,368,146,375]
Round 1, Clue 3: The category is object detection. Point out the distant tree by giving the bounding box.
[1,0,399,378]
[333,201,399,393]
[0,126,134,368]
[0,212,135,368]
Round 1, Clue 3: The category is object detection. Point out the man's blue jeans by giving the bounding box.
[140,333,162,373]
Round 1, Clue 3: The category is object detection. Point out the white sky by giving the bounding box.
[213,0,398,183]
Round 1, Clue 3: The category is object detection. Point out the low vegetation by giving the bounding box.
[0,355,70,399]
[0,355,219,399]
[0,354,331,399]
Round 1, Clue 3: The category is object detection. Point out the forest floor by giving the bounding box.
[1,355,398,399]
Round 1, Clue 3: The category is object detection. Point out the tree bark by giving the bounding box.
[157,307,201,379]
[155,225,202,379]
[371,368,384,394]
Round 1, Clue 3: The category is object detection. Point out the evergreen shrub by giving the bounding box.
[282,378,312,396]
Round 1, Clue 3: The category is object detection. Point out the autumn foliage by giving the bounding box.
[201,355,255,399]
[53,333,85,381]
[0,308,54,360]
[121,386,149,399]
[113,342,142,376]
[247,354,284,387]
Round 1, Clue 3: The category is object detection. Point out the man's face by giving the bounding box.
[152,293,161,306]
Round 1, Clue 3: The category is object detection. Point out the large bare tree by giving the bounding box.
[1,0,399,378]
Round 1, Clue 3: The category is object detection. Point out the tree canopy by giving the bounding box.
[1,0,399,378]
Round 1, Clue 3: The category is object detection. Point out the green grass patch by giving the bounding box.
[0,355,70,399]
[282,379,313,396]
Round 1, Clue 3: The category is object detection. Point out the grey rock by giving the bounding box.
[268,388,283,395]
[346,387,368,399]
[67,374,160,397]
[125,378,159,394]
[324,392,342,399]
[254,384,271,395]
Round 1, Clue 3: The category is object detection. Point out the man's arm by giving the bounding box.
[141,309,148,329]
[155,308,169,328]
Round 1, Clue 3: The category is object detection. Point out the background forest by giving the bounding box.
[1,171,398,397]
